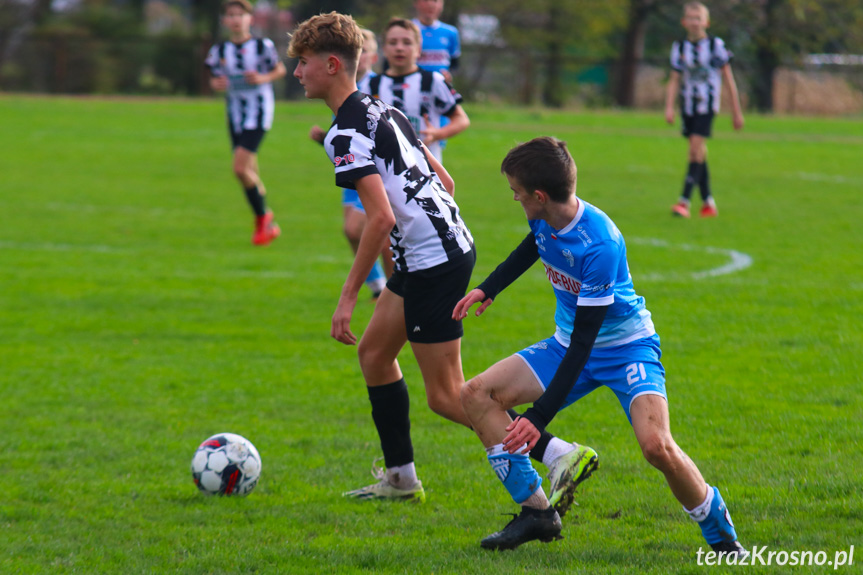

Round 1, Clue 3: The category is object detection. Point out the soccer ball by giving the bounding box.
[191,433,261,496]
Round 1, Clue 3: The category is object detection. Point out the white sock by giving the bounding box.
[543,438,576,467]
[386,462,418,489]
[684,485,714,522]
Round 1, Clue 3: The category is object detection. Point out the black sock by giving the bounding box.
[244,185,267,217]
[507,409,553,464]
[682,162,704,200]
[699,161,712,202]
[369,379,413,468]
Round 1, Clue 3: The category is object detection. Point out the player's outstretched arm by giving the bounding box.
[721,64,744,130]
[664,70,680,124]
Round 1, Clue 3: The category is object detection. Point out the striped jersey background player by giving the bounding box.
[323,92,472,272]
[670,36,733,116]
[367,71,462,160]
[205,38,280,133]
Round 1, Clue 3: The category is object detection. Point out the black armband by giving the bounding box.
[475,232,538,301]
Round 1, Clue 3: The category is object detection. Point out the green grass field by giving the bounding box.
[1,95,861,574]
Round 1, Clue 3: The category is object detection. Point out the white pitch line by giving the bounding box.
[628,237,753,281]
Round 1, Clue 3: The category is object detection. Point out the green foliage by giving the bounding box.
[0,96,862,573]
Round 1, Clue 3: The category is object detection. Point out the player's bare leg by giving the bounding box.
[630,394,745,556]
[357,287,406,386]
[233,147,279,245]
[345,288,425,502]
[461,356,564,549]
[411,339,471,427]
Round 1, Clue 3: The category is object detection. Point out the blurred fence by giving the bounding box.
[2,34,862,115]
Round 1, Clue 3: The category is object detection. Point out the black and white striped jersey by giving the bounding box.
[670,36,732,116]
[324,91,473,273]
[205,37,280,132]
[366,69,462,160]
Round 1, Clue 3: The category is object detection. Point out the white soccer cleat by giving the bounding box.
[342,459,426,503]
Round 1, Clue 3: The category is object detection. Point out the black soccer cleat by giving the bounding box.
[711,540,750,561]
[480,506,563,551]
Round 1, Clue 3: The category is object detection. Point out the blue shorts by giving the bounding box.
[516,334,667,422]
[342,188,365,213]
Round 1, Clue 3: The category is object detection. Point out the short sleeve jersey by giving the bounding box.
[367,70,462,160]
[205,38,280,132]
[670,36,732,116]
[412,19,461,74]
[323,92,473,272]
[529,200,655,348]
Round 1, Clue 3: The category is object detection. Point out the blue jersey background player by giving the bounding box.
[413,0,461,83]
[453,136,747,555]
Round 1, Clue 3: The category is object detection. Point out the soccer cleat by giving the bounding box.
[671,201,691,218]
[699,204,718,218]
[342,460,425,503]
[711,540,749,561]
[480,506,563,551]
[547,444,598,519]
[252,211,281,246]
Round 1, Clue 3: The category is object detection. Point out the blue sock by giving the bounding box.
[487,445,542,504]
[364,261,385,287]
[687,485,738,545]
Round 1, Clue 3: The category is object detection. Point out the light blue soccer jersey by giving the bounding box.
[530,200,655,348]
[413,19,461,74]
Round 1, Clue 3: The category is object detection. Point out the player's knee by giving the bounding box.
[460,376,490,416]
[357,340,390,373]
[427,387,459,418]
[640,434,678,471]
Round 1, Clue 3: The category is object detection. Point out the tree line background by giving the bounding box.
[1,0,862,112]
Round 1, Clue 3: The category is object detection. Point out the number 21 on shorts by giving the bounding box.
[626,362,647,385]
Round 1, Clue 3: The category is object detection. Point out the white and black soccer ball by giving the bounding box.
[191,433,261,496]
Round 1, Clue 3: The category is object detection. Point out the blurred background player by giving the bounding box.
[368,18,469,161]
[412,0,460,84]
[310,28,390,297]
[205,0,286,246]
[665,1,744,219]
[413,0,460,152]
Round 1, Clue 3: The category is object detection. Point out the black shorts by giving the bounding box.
[230,127,266,152]
[386,249,476,344]
[681,112,714,138]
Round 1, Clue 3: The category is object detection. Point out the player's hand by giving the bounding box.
[331,292,358,345]
[420,114,441,145]
[664,107,675,125]
[503,416,540,455]
[244,71,264,85]
[309,125,326,143]
[210,76,229,91]
[452,288,491,320]
[441,69,454,84]
[733,112,744,131]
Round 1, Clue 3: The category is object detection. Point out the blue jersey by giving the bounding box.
[413,19,461,74]
[530,200,655,349]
